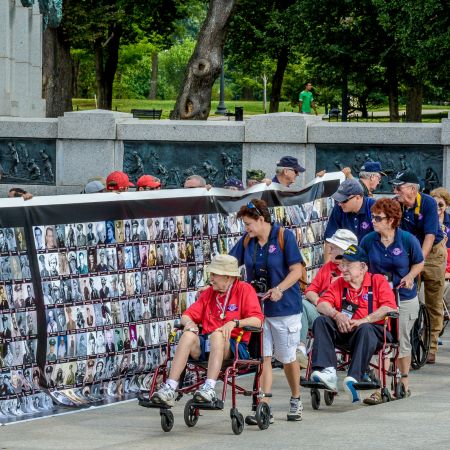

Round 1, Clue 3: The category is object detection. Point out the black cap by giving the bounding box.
[276,156,305,173]
[389,170,419,186]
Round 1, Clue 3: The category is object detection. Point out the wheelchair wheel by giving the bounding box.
[324,391,335,406]
[311,389,320,410]
[183,399,199,427]
[395,381,406,399]
[160,409,174,432]
[231,410,244,435]
[255,402,271,430]
[410,304,431,370]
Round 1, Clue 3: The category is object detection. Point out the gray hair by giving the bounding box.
[275,167,289,175]
[359,171,374,179]
[185,175,206,186]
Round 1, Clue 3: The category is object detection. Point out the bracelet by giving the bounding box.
[276,286,284,294]
[332,310,339,320]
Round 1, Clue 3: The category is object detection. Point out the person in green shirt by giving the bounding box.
[298,82,318,115]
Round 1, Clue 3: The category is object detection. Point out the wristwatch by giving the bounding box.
[233,319,240,328]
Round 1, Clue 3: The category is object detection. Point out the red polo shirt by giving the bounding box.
[184,280,264,343]
[305,261,341,296]
[318,272,397,324]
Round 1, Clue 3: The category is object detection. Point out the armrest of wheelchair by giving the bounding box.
[242,326,262,333]
[386,311,399,319]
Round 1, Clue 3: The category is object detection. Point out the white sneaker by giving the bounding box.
[150,382,176,406]
[287,397,303,421]
[193,383,217,403]
[343,376,360,403]
[311,369,337,391]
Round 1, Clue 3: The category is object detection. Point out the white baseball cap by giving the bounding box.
[326,229,358,251]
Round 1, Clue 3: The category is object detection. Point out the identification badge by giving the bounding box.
[341,298,359,319]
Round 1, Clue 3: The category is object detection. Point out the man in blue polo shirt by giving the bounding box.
[391,170,447,364]
[324,179,375,261]
[271,156,305,187]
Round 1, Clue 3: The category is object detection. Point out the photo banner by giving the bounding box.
[0,173,341,423]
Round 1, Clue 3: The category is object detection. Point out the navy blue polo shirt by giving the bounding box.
[229,223,303,317]
[443,212,450,249]
[324,197,375,242]
[400,193,444,246]
[360,229,423,301]
[272,175,281,184]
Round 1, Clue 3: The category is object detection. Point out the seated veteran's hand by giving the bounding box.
[349,318,368,330]
[217,321,236,340]
[335,312,353,333]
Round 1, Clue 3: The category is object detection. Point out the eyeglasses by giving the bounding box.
[371,215,387,223]
[247,202,263,216]
[339,196,355,204]
[437,202,446,208]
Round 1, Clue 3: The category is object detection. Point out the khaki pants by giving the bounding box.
[422,242,447,354]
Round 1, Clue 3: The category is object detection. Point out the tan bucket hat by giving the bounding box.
[206,254,240,277]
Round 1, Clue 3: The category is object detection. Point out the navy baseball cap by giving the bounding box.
[276,156,305,173]
[389,170,419,186]
[360,161,386,176]
[336,245,369,264]
[331,179,364,203]
[223,177,244,190]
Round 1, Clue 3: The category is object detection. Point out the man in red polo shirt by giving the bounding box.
[310,245,397,403]
[151,254,264,406]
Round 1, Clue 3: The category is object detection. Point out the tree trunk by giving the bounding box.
[170,0,236,120]
[71,57,80,98]
[94,24,122,110]
[341,69,349,122]
[386,60,399,122]
[42,24,73,117]
[148,51,158,100]
[269,46,289,113]
[405,78,422,122]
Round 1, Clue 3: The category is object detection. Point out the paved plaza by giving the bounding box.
[2,332,449,450]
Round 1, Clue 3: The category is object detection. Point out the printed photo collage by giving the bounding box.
[35,213,246,392]
[0,226,38,376]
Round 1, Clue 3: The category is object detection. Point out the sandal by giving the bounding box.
[363,391,383,405]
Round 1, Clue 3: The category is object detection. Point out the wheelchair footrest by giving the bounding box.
[191,399,224,410]
[300,380,336,392]
[138,398,172,410]
[353,382,380,391]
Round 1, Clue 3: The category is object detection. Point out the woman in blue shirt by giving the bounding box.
[230,199,304,423]
[360,198,424,403]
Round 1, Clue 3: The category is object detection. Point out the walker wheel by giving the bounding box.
[324,390,335,406]
[311,389,321,410]
[231,411,244,435]
[160,409,174,432]
[255,402,271,430]
[184,399,199,427]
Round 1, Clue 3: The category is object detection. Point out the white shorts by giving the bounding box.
[263,314,302,364]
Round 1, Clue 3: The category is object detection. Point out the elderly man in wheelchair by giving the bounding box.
[151,254,264,406]
[309,245,398,403]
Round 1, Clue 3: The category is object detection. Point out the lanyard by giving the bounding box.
[251,226,272,279]
[216,282,234,320]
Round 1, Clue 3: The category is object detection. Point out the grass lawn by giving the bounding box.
[72,98,449,121]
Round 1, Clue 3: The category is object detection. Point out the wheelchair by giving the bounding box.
[300,310,403,409]
[138,323,271,435]
[410,303,431,370]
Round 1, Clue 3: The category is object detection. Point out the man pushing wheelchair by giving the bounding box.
[151,254,264,406]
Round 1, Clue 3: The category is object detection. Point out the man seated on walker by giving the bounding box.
[151,254,264,406]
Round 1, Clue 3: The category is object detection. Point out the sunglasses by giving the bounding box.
[371,215,387,223]
[437,202,446,208]
[339,196,355,204]
[247,202,263,216]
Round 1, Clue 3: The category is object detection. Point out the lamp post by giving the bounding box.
[215,51,227,115]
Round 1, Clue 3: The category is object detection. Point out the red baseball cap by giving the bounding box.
[136,175,161,189]
[106,171,134,191]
